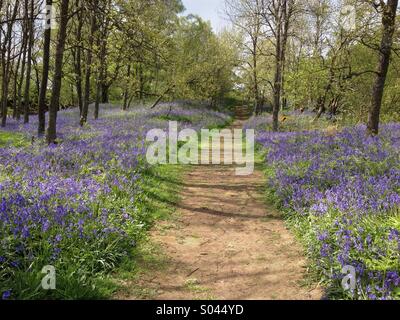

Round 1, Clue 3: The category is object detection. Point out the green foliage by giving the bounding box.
[0,131,28,148]
[56,0,237,108]
[168,17,237,104]
[287,209,400,300]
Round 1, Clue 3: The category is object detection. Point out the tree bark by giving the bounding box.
[367,0,398,135]
[272,6,282,132]
[73,0,84,116]
[101,83,109,103]
[123,64,131,111]
[47,0,70,144]
[12,41,23,119]
[16,22,28,121]
[81,1,98,125]
[1,1,19,127]
[23,0,34,124]
[280,0,290,112]
[94,8,109,120]
[252,38,261,115]
[38,0,53,136]
[138,63,144,103]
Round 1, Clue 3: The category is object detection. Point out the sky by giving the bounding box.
[181,0,229,32]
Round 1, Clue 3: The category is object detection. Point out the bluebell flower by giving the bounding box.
[2,290,11,300]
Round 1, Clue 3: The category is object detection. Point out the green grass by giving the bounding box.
[0,130,28,147]
[209,116,234,130]
[185,278,215,299]
[139,164,187,222]
[98,164,187,299]
[158,114,193,124]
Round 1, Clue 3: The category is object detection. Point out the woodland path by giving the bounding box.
[117,107,322,300]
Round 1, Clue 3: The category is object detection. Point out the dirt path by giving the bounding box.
[118,108,322,300]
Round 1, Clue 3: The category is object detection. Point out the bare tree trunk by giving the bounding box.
[262,0,293,131]
[47,0,70,144]
[23,0,34,124]
[252,38,260,115]
[81,1,98,125]
[314,57,336,121]
[17,23,28,121]
[32,56,41,100]
[280,0,290,112]
[12,43,23,119]
[272,10,282,132]
[367,0,398,135]
[138,63,144,103]
[102,63,121,103]
[127,95,134,109]
[38,0,53,136]
[73,0,84,116]
[94,51,104,119]
[16,53,27,120]
[1,1,19,127]
[94,81,101,119]
[101,83,109,103]
[94,7,109,120]
[123,64,131,111]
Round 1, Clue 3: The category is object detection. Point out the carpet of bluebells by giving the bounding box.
[246,113,400,300]
[0,103,230,300]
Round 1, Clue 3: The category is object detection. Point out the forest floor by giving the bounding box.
[115,108,323,300]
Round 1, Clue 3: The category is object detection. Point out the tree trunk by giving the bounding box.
[47,0,70,144]
[101,84,109,103]
[1,0,19,127]
[94,55,104,120]
[252,38,260,115]
[367,0,398,135]
[12,43,23,119]
[23,0,34,124]
[138,63,144,102]
[38,0,53,136]
[16,28,28,121]
[94,81,101,119]
[280,0,289,113]
[94,14,108,120]
[314,96,326,120]
[123,64,131,111]
[32,56,41,101]
[16,56,26,120]
[81,1,98,125]
[73,0,83,116]
[1,53,8,127]
[273,16,282,132]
